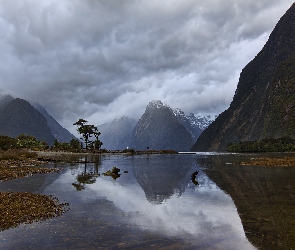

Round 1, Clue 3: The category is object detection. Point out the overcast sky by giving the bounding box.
[0,0,293,134]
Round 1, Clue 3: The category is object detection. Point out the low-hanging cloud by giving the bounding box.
[0,0,293,133]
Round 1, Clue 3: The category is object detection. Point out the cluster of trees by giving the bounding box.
[53,138,82,152]
[0,134,48,150]
[73,119,103,150]
[226,136,295,152]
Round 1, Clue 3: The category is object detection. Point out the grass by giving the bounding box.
[0,149,37,161]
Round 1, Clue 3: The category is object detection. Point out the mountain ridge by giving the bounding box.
[0,94,76,145]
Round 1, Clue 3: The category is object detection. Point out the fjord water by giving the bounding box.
[0,154,256,249]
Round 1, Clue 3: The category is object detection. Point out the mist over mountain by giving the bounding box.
[0,95,14,110]
[97,116,137,150]
[191,3,295,151]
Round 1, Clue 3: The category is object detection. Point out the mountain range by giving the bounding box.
[0,94,75,145]
[98,100,216,151]
[191,3,295,151]
[0,92,213,150]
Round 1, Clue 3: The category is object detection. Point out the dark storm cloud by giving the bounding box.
[0,0,293,132]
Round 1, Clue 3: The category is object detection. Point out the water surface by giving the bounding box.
[0,154,255,249]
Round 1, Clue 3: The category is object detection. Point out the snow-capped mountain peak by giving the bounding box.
[187,113,217,130]
[147,100,170,110]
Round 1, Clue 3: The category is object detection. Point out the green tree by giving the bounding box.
[73,119,102,150]
[74,119,92,150]
[93,127,103,150]
[69,138,82,152]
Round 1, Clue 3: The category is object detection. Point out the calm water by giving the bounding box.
[0,154,256,249]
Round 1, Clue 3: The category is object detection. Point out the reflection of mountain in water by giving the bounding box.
[132,156,192,204]
[198,154,295,250]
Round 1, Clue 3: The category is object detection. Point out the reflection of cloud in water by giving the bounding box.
[86,174,255,249]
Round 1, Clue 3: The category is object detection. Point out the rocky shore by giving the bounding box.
[0,158,60,182]
[0,150,68,231]
[0,192,69,231]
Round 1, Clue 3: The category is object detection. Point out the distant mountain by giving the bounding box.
[97,101,216,151]
[97,116,137,150]
[33,104,76,143]
[132,100,194,151]
[0,94,76,145]
[0,98,56,145]
[191,4,295,151]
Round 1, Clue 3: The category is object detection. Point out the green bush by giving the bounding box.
[0,136,17,150]
[16,134,48,150]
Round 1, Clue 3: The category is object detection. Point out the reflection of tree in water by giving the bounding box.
[72,155,102,191]
[72,173,97,191]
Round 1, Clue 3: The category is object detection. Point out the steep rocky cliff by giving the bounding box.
[192,4,295,151]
